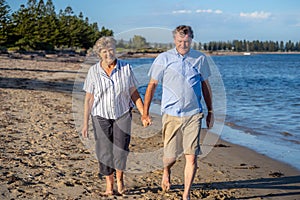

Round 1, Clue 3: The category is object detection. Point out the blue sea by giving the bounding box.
[124,54,300,170]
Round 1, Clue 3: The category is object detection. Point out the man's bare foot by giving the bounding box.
[182,192,190,200]
[100,191,114,196]
[161,170,171,192]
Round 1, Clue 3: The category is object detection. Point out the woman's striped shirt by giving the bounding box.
[83,59,138,119]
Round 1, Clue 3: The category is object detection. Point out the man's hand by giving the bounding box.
[141,115,152,127]
[206,111,214,129]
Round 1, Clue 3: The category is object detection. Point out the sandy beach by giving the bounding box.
[0,55,299,200]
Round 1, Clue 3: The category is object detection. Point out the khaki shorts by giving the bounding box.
[162,113,203,158]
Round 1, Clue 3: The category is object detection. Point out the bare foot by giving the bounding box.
[182,193,190,200]
[104,174,114,196]
[117,180,127,195]
[161,169,171,192]
[101,191,114,196]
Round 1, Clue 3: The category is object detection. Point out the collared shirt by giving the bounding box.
[83,59,138,119]
[148,48,211,117]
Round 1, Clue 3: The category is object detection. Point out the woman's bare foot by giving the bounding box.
[116,170,127,195]
[103,174,114,196]
[117,181,127,195]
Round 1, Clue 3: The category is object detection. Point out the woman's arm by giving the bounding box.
[130,87,144,115]
[82,92,94,138]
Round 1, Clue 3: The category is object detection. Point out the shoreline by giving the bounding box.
[118,50,300,59]
[1,57,300,199]
[2,50,300,61]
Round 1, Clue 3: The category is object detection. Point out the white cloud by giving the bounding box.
[172,9,192,14]
[196,9,213,13]
[240,11,271,19]
[173,9,223,14]
[214,10,223,14]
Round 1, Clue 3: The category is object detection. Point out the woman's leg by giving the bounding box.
[104,173,114,195]
[116,170,125,194]
[92,116,115,194]
[113,112,131,194]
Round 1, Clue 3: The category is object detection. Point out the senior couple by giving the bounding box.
[82,25,214,200]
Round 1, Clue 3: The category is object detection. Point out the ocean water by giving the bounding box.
[124,54,300,170]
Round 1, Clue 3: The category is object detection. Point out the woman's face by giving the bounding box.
[99,45,116,65]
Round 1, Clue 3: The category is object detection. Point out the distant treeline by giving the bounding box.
[0,0,113,52]
[198,40,300,52]
[151,40,300,52]
[117,35,300,53]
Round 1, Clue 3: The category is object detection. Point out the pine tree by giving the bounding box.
[0,0,10,47]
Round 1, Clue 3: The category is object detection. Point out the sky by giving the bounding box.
[6,0,300,43]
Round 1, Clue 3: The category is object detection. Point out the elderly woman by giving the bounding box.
[82,36,144,196]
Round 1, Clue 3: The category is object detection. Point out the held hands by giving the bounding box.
[141,114,152,127]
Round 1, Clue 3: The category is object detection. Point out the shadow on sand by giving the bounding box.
[129,175,300,199]
[0,77,78,93]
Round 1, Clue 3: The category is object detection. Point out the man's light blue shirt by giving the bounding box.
[148,48,211,117]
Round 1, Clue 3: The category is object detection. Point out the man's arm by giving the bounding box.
[202,79,214,128]
[141,78,158,126]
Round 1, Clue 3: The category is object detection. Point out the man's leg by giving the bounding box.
[162,157,176,191]
[183,154,197,200]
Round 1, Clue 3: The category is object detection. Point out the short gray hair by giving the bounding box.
[93,36,116,54]
[172,25,194,39]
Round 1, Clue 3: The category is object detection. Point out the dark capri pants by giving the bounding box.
[92,111,131,176]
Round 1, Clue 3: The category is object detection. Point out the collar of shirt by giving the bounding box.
[97,59,121,76]
[173,48,191,59]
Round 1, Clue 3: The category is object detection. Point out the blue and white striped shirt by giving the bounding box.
[83,59,138,119]
[149,48,211,117]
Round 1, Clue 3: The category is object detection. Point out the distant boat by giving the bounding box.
[243,43,251,55]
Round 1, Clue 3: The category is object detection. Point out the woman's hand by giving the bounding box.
[141,115,152,127]
[82,125,89,138]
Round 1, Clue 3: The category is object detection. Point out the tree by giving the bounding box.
[117,39,125,48]
[280,41,284,52]
[0,0,10,46]
[131,35,148,49]
[11,2,37,49]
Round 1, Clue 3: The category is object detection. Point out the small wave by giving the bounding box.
[282,138,300,145]
[280,131,293,137]
[225,121,263,136]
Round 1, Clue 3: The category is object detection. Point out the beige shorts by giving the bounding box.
[162,113,203,158]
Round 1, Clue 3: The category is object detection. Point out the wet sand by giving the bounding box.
[0,56,299,199]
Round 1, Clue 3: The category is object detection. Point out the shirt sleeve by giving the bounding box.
[148,54,165,82]
[129,65,138,88]
[83,66,94,94]
[200,55,211,81]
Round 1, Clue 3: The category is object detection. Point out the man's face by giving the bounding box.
[174,33,192,56]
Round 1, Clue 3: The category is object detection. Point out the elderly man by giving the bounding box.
[142,25,214,200]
